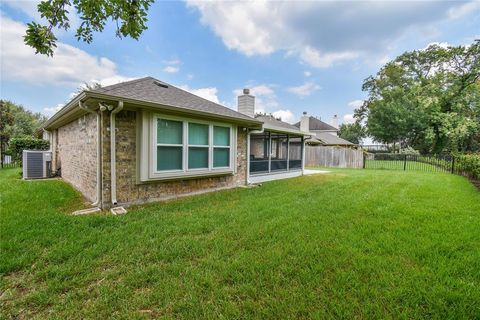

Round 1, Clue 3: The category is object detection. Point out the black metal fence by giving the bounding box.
[364,153,459,174]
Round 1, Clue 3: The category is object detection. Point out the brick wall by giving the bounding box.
[101,110,248,207]
[55,113,98,202]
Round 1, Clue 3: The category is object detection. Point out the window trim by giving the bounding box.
[144,113,236,181]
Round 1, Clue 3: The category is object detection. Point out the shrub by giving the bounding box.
[455,154,480,180]
[8,137,49,162]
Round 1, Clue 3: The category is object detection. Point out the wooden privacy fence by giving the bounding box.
[305,146,364,168]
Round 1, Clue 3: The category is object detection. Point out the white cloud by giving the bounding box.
[287,82,320,97]
[1,15,128,86]
[300,46,359,68]
[187,1,468,68]
[272,110,296,124]
[162,58,181,73]
[163,66,179,73]
[3,0,42,20]
[448,1,480,19]
[3,0,80,29]
[304,71,311,77]
[43,104,64,116]
[181,85,219,103]
[343,114,355,124]
[348,100,364,109]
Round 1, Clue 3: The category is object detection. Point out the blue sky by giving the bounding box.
[1,1,479,125]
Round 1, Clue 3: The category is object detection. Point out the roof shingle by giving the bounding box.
[91,77,257,122]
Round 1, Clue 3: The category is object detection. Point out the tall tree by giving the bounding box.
[0,101,15,167]
[338,122,366,145]
[24,0,154,56]
[356,41,480,153]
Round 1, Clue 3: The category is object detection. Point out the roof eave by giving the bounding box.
[44,91,263,130]
[262,124,309,136]
[87,92,263,127]
[43,92,87,130]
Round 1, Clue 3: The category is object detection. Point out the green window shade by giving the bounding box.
[214,148,230,167]
[214,126,230,146]
[157,146,182,171]
[157,119,183,144]
[188,147,208,169]
[188,123,209,145]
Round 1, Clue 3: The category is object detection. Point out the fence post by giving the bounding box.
[362,152,366,169]
[403,154,407,171]
[451,156,455,174]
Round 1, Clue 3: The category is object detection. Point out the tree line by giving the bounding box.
[0,100,49,166]
[339,41,479,154]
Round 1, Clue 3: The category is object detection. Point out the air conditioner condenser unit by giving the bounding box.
[22,150,52,179]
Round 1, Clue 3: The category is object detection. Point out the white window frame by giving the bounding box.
[142,113,236,181]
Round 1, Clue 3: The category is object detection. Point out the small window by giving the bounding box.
[157,119,183,171]
[188,123,209,145]
[213,126,230,168]
[214,126,230,146]
[188,123,209,169]
[157,119,182,144]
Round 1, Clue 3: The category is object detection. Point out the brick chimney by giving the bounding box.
[237,88,255,118]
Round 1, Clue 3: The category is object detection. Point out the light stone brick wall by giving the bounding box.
[101,110,248,207]
[55,113,98,202]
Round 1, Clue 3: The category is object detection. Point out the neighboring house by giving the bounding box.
[293,113,356,147]
[43,77,308,209]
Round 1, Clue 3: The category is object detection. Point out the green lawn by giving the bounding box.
[1,168,479,319]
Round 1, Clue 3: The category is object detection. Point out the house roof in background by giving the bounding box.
[293,116,338,131]
[91,77,258,122]
[312,132,356,146]
[255,115,307,135]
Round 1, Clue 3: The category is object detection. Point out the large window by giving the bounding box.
[151,115,234,178]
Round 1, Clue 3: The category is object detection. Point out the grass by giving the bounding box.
[1,168,480,319]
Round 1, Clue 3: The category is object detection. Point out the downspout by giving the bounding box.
[110,101,124,206]
[79,101,101,207]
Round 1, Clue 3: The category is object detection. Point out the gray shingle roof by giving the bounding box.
[255,115,306,135]
[313,132,355,145]
[293,116,338,131]
[91,77,258,123]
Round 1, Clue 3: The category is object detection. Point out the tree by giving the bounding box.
[338,122,366,144]
[24,0,154,56]
[356,41,480,153]
[0,101,15,167]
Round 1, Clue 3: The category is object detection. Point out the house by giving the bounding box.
[293,113,356,147]
[43,77,308,209]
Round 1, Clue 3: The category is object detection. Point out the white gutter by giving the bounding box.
[110,101,124,206]
[79,101,101,207]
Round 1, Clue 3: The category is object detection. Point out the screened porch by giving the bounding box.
[249,132,304,176]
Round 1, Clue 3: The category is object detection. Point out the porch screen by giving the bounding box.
[289,137,302,169]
